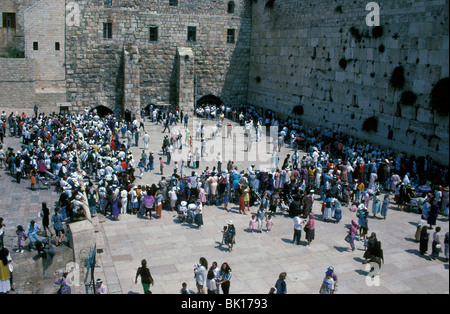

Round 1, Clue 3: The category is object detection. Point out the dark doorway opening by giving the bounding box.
[91,105,113,118]
[196,94,222,109]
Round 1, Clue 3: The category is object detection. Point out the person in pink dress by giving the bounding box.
[248,215,256,232]
[265,215,273,232]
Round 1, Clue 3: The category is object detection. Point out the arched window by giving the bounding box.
[227,1,235,14]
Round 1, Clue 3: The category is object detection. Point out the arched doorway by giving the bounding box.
[91,105,113,118]
[196,94,223,109]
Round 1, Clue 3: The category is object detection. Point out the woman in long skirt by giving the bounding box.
[415,215,428,242]
[305,214,315,246]
[380,194,390,220]
[419,226,429,255]
[194,201,203,228]
[372,192,381,218]
[333,200,342,224]
[111,194,120,221]
[155,192,163,219]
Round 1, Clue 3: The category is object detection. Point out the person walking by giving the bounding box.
[319,269,335,294]
[194,257,208,294]
[51,209,65,246]
[224,221,236,252]
[135,259,154,294]
[380,194,390,220]
[347,220,358,252]
[41,203,53,238]
[15,226,26,253]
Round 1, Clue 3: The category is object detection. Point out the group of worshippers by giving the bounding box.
[1,109,154,237]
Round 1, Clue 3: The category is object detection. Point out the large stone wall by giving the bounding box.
[248,0,449,165]
[0,58,36,109]
[64,0,252,113]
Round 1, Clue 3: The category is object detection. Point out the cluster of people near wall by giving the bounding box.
[0,100,449,294]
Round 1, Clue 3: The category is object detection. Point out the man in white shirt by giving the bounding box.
[293,214,304,245]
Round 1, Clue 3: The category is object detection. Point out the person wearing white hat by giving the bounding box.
[95,278,108,294]
[224,221,236,252]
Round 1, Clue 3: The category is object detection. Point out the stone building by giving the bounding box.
[64,0,252,119]
[0,0,448,164]
[0,0,40,55]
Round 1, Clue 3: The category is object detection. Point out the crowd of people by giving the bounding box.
[0,100,448,294]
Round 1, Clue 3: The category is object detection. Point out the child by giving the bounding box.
[248,215,256,232]
[180,282,193,294]
[30,174,37,191]
[220,226,228,245]
[223,190,229,211]
[16,225,27,253]
[138,159,145,178]
[266,215,273,232]
[159,157,164,175]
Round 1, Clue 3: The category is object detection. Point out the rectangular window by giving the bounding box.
[169,0,178,6]
[227,29,235,43]
[149,26,158,42]
[2,12,16,29]
[33,42,38,51]
[187,26,196,42]
[103,22,112,39]
[55,42,60,51]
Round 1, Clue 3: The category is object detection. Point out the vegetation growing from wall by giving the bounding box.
[1,46,25,58]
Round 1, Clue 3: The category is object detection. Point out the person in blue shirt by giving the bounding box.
[275,272,287,294]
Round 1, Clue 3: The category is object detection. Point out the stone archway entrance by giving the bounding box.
[91,105,113,117]
[196,94,223,108]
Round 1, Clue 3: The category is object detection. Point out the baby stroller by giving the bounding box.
[186,205,196,223]
[177,201,188,222]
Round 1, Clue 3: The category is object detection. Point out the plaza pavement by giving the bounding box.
[0,113,448,294]
[94,116,450,294]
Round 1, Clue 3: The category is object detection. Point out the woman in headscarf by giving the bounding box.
[427,200,439,229]
[224,221,236,252]
[304,214,315,246]
[363,232,378,263]
[380,194,390,220]
[347,220,358,251]
[419,226,430,255]
[111,193,120,221]
[372,192,381,218]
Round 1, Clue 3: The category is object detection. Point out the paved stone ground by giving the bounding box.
[0,132,68,294]
[1,114,448,294]
[94,116,449,294]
